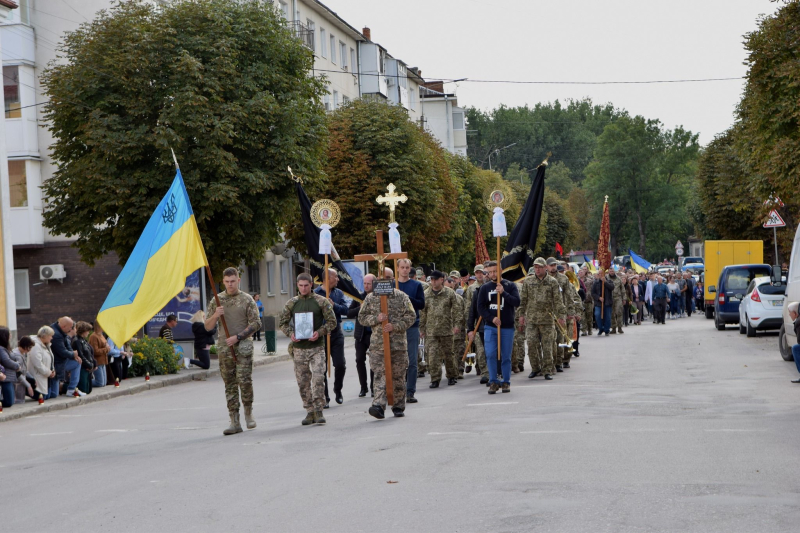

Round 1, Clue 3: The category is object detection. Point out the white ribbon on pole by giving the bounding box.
[319,224,332,255]
[388,222,402,254]
[492,207,507,237]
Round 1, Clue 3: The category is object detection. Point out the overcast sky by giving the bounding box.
[326,0,780,145]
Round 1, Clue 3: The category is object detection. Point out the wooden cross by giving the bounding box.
[376,183,407,224]
[354,230,408,407]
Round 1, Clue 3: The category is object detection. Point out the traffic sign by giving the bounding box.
[763,210,786,228]
[675,240,684,256]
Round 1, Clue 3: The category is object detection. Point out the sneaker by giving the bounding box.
[488,383,499,394]
[501,383,510,393]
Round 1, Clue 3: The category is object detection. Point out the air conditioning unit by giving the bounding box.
[40,264,66,282]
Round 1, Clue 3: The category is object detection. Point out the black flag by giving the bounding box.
[501,163,547,282]
[295,182,363,301]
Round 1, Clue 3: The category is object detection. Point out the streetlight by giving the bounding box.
[488,142,517,170]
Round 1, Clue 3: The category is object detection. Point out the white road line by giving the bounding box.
[95,429,137,433]
[172,427,214,431]
[467,402,518,406]
[427,431,476,436]
[520,430,581,434]
[30,431,73,436]
[704,429,766,432]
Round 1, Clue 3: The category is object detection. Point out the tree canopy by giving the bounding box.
[41,0,327,275]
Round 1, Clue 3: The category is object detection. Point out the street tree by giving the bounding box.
[40,0,327,276]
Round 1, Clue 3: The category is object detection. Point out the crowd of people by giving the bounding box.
[0,318,134,409]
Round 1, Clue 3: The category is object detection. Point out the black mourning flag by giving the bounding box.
[501,163,547,282]
[295,182,363,301]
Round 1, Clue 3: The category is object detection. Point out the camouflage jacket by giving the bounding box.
[419,286,461,336]
[582,276,595,303]
[358,289,416,351]
[278,292,337,348]
[609,275,625,302]
[454,292,468,334]
[566,280,583,316]
[519,274,566,325]
[550,272,578,316]
[465,280,484,331]
[207,290,261,344]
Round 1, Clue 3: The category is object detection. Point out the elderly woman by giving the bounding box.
[29,325,58,400]
[71,321,96,396]
[89,322,110,387]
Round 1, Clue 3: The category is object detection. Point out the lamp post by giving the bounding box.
[487,142,517,170]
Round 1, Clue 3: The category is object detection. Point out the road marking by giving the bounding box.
[520,430,581,434]
[95,429,137,433]
[428,431,476,436]
[704,429,766,432]
[467,402,518,406]
[30,431,73,436]
[172,427,214,431]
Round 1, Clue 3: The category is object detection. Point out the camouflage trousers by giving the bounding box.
[526,324,556,376]
[453,333,466,375]
[218,340,254,415]
[612,299,624,331]
[474,332,486,374]
[370,348,409,411]
[512,326,526,370]
[583,301,594,334]
[292,345,326,413]
[426,334,456,382]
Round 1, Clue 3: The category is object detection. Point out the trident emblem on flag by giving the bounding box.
[162,194,178,223]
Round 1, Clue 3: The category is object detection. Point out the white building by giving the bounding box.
[419,81,468,156]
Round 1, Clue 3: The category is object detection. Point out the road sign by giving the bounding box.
[675,240,684,256]
[763,210,786,228]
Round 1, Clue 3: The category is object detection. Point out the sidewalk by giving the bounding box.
[0,331,353,424]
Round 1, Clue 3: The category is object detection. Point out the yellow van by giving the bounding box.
[704,240,763,319]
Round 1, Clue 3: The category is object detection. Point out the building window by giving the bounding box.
[4,66,21,119]
[278,1,289,19]
[453,111,465,130]
[409,87,417,111]
[280,261,289,294]
[247,263,261,294]
[350,48,356,73]
[342,95,350,106]
[320,28,327,58]
[8,160,27,207]
[330,34,336,64]
[323,87,331,111]
[266,260,275,295]
[14,269,30,310]
[340,41,347,69]
[333,90,339,109]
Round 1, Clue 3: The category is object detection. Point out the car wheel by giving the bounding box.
[705,306,714,319]
[779,325,794,361]
[715,312,726,331]
[746,315,756,337]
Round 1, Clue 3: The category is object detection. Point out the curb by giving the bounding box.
[0,353,291,424]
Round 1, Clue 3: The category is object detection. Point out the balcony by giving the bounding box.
[284,21,314,51]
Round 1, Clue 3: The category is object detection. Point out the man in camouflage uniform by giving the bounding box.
[546,257,575,372]
[579,266,594,335]
[560,263,583,369]
[419,270,462,388]
[205,267,262,435]
[445,275,468,379]
[609,269,625,334]
[358,283,416,419]
[464,264,487,381]
[519,258,566,380]
[279,273,337,426]
[511,281,526,373]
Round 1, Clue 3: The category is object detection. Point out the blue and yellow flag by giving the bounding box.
[98,170,208,344]
[628,249,651,274]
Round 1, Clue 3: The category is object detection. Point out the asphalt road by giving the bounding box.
[2,314,800,532]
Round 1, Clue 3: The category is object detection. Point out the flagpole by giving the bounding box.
[170,149,237,363]
[324,254,331,378]
[496,236,501,361]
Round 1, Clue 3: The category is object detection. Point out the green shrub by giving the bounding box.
[129,337,181,377]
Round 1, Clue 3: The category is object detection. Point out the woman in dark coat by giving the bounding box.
[190,310,215,370]
[71,321,97,396]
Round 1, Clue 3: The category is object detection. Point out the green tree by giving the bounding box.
[545,161,574,199]
[541,189,571,258]
[503,162,529,185]
[286,99,456,264]
[40,0,327,276]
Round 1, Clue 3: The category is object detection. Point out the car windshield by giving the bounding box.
[726,267,771,292]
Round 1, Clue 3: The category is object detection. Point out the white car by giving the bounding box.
[738,277,786,337]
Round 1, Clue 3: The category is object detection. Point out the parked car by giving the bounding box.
[738,277,785,337]
[780,221,800,361]
[683,263,704,282]
[709,263,772,331]
[681,256,703,266]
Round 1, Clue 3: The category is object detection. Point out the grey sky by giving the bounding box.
[327,0,780,145]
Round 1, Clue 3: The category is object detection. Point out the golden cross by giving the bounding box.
[604,195,609,202]
[376,183,407,223]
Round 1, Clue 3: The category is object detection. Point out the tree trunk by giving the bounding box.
[636,206,646,258]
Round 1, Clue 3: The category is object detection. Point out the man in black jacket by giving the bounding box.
[51,317,82,396]
[591,269,615,336]
[347,274,376,397]
[476,261,520,394]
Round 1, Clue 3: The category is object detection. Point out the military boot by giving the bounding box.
[301,411,316,426]
[244,406,257,429]
[223,412,243,435]
[618,328,624,334]
[610,327,617,334]
[314,411,326,424]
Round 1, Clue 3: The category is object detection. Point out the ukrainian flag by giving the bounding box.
[97,170,208,344]
[628,249,651,275]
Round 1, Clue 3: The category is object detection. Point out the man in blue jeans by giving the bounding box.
[397,259,425,403]
[591,269,614,335]
[477,261,520,394]
[50,317,82,396]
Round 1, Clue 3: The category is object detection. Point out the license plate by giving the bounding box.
[772,299,784,306]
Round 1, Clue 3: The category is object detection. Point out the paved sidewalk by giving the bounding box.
[0,332,353,423]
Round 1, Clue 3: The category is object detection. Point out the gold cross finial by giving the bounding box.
[604,195,609,203]
[376,183,407,223]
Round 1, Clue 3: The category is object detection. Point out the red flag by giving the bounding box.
[555,242,563,256]
[596,197,611,270]
[474,219,491,266]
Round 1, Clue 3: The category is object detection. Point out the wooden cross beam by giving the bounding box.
[355,230,408,407]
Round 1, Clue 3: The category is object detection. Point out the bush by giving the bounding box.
[129,337,181,377]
